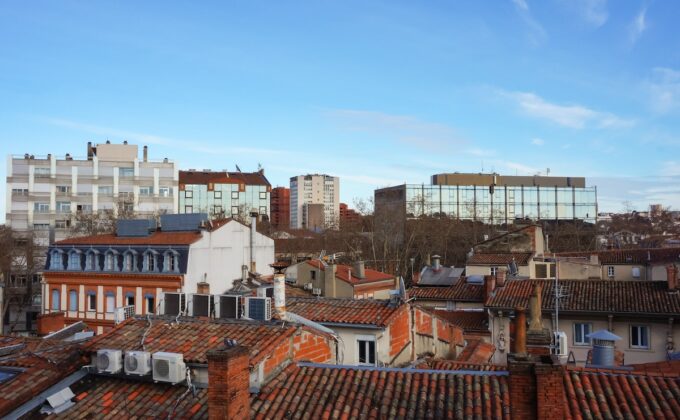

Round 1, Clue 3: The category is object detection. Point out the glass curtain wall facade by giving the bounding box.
[180,183,270,219]
[397,184,597,224]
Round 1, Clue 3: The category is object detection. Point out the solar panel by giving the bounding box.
[217,295,241,319]
[160,214,208,232]
[245,297,271,321]
[116,219,151,237]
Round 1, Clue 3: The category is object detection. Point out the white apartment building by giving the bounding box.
[289,174,339,230]
[6,141,178,244]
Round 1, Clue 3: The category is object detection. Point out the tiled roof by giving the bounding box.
[432,310,489,333]
[286,297,404,328]
[251,363,511,419]
[83,316,298,365]
[486,279,680,315]
[56,230,202,246]
[557,247,680,265]
[179,170,271,186]
[54,375,207,418]
[467,252,533,265]
[409,279,485,302]
[563,367,680,419]
[455,339,495,364]
[417,266,464,286]
[306,260,395,285]
[0,339,83,416]
[424,359,506,371]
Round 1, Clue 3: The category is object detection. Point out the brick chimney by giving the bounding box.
[197,282,210,295]
[483,275,496,303]
[534,356,566,419]
[514,306,527,355]
[666,264,678,291]
[507,354,565,420]
[507,353,536,419]
[207,344,250,420]
[37,312,65,335]
[495,267,507,287]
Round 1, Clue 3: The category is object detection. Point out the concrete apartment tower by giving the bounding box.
[289,174,339,230]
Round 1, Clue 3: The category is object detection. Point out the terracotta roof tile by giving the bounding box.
[306,260,395,285]
[84,316,298,365]
[467,252,533,265]
[56,230,202,246]
[486,279,680,315]
[455,339,495,364]
[424,359,506,371]
[251,363,511,419]
[409,279,485,302]
[286,297,405,328]
[432,310,490,334]
[557,247,680,265]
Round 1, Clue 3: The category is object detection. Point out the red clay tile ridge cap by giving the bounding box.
[295,361,509,375]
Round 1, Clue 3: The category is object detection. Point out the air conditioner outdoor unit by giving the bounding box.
[304,283,313,291]
[244,297,271,321]
[124,351,151,376]
[215,295,241,319]
[188,294,213,317]
[96,349,122,374]
[160,292,186,316]
[312,288,321,296]
[152,352,186,384]
[554,331,568,357]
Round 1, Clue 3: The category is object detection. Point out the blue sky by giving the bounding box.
[1,0,680,220]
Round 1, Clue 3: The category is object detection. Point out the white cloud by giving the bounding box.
[511,0,547,46]
[646,67,680,114]
[573,0,608,27]
[500,91,635,129]
[326,109,466,150]
[629,7,648,44]
[531,138,545,146]
[512,0,529,11]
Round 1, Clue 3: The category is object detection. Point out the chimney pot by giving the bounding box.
[496,267,507,287]
[273,273,286,318]
[353,261,366,279]
[483,275,496,303]
[143,145,148,162]
[432,255,441,271]
[514,307,527,355]
[667,265,678,291]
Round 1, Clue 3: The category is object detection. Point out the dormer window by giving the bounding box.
[104,249,120,271]
[85,250,100,271]
[123,250,138,272]
[67,250,82,270]
[49,249,64,270]
[163,250,180,273]
[143,250,159,272]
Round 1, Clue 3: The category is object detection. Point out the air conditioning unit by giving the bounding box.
[188,294,213,317]
[244,297,271,321]
[114,305,135,324]
[304,283,313,291]
[215,295,241,319]
[312,288,321,296]
[160,292,186,316]
[96,349,122,374]
[152,352,186,384]
[124,351,151,376]
[554,331,568,357]
[256,287,272,298]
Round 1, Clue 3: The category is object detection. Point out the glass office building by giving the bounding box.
[375,173,597,225]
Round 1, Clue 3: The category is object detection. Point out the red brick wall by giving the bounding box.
[389,307,411,357]
[508,358,536,419]
[415,308,433,337]
[436,318,451,343]
[535,364,565,420]
[207,346,250,420]
[293,330,333,364]
[264,338,293,376]
[37,312,65,335]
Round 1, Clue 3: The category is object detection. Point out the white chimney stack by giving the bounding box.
[273,273,286,318]
[250,212,257,272]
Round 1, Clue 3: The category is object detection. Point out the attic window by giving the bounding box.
[163,251,179,272]
[0,368,19,384]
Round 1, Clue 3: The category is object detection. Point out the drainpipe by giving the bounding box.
[250,212,257,272]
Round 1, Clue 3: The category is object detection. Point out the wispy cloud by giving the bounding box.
[629,6,648,44]
[571,0,609,27]
[42,117,286,156]
[511,0,547,46]
[645,67,680,114]
[499,90,635,129]
[325,109,466,150]
[531,138,545,146]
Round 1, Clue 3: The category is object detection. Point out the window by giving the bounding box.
[259,206,267,215]
[85,252,98,271]
[574,323,592,345]
[490,267,499,276]
[632,267,641,278]
[213,205,222,215]
[231,191,239,199]
[125,293,135,307]
[57,185,71,194]
[56,201,71,213]
[123,252,136,272]
[98,186,113,196]
[214,191,222,199]
[259,192,267,200]
[104,251,118,271]
[535,264,547,278]
[630,325,650,349]
[139,186,153,196]
[34,202,50,213]
[159,187,170,197]
[51,290,61,310]
[12,188,28,196]
[607,266,615,278]
[184,205,193,213]
[311,271,316,281]
[164,251,179,272]
[67,251,81,270]
[33,223,50,230]
[69,290,78,312]
[50,250,64,270]
[231,206,239,216]
[55,220,71,229]
[105,292,115,313]
[145,294,155,314]
[144,251,158,272]
[358,338,376,366]
[185,190,193,199]
[34,167,50,177]
[87,292,96,311]
[119,167,134,177]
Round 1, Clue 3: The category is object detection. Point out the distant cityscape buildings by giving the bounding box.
[270,187,290,229]
[375,172,598,225]
[289,174,339,230]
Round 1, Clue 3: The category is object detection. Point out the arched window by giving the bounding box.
[67,250,82,270]
[123,250,138,272]
[104,249,119,271]
[163,250,180,272]
[143,250,159,272]
[69,290,78,311]
[51,289,61,310]
[85,250,100,271]
[49,249,64,270]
